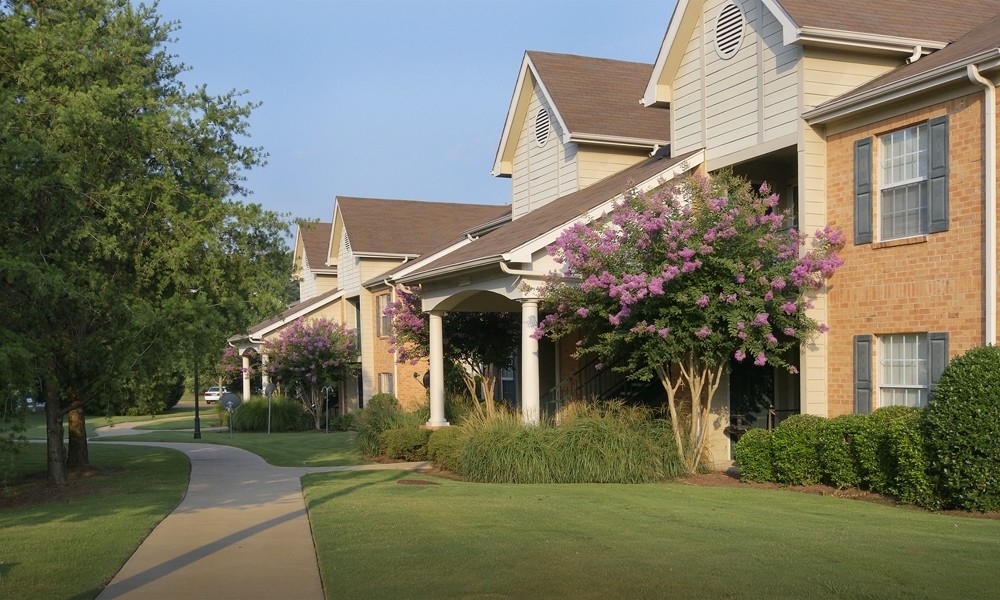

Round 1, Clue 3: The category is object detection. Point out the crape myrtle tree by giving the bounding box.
[263,318,359,430]
[0,0,291,484]
[385,287,519,414]
[533,171,844,472]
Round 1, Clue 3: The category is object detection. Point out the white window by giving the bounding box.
[878,334,928,408]
[375,293,391,337]
[879,124,928,240]
[377,372,394,395]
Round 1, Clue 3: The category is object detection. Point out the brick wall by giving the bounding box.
[825,93,988,416]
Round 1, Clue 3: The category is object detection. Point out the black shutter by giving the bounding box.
[854,334,872,414]
[928,331,949,394]
[854,138,873,244]
[928,116,949,233]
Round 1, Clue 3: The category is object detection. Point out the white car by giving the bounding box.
[203,386,229,404]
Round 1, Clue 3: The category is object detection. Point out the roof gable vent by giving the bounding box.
[341,231,351,255]
[534,107,550,147]
[714,2,745,60]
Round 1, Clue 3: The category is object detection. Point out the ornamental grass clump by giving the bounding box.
[230,395,311,432]
[924,345,1000,511]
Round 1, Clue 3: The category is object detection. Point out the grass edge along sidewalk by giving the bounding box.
[0,444,189,600]
[304,469,1000,600]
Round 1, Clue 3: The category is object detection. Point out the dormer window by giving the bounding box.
[714,2,745,60]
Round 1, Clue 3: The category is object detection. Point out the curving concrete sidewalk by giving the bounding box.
[93,421,427,600]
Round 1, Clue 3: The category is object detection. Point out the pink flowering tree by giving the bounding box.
[263,318,359,429]
[385,286,518,414]
[534,171,844,472]
[208,345,251,393]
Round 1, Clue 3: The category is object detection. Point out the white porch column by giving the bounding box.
[427,311,449,427]
[520,300,540,425]
[242,354,251,399]
[260,352,270,387]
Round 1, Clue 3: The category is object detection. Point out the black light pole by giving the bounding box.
[193,352,202,439]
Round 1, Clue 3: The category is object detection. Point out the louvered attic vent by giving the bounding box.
[342,231,351,253]
[715,2,745,60]
[534,107,550,147]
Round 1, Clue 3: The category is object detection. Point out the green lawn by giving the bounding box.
[103,429,364,467]
[0,444,188,600]
[304,470,1000,600]
[22,404,198,439]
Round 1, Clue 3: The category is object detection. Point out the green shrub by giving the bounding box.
[733,428,774,483]
[771,414,825,485]
[231,396,311,432]
[414,394,475,425]
[428,426,467,473]
[817,413,866,488]
[329,412,355,432]
[924,345,1000,511]
[855,406,934,506]
[380,427,432,461]
[354,394,423,456]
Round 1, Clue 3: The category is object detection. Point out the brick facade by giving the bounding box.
[825,93,989,416]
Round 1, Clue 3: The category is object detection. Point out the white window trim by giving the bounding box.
[878,124,929,241]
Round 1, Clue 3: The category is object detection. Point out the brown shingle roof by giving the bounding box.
[810,12,1000,115]
[298,222,333,269]
[777,0,1000,43]
[239,288,343,338]
[528,51,670,142]
[336,197,511,256]
[401,147,700,281]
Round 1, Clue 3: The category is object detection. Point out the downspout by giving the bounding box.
[968,64,997,345]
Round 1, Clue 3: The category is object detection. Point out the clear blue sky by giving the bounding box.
[154,0,676,223]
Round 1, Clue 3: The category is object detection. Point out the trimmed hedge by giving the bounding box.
[354,394,423,456]
[733,428,774,483]
[428,426,467,473]
[854,406,934,506]
[380,427,432,461]
[817,413,866,489]
[924,345,1000,511]
[770,414,825,485]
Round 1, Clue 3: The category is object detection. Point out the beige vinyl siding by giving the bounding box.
[672,0,802,162]
[702,0,760,159]
[315,274,338,295]
[577,147,651,189]
[511,82,579,219]
[802,49,898,114]
[760,6,799,140]
[298,269,317,301]
[671,11,705,154]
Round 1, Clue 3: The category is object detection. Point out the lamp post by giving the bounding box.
[193,354,202,440]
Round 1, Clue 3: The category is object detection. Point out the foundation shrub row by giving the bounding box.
[734,345,1000,511]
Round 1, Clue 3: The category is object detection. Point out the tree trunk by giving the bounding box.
[43,376,67,486]
[66,399,89,468]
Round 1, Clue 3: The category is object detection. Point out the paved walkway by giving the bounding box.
[93,421,428,600]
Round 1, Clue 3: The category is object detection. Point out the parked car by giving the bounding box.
[203,386,229,404]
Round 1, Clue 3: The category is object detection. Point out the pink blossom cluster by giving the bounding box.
[263,318,358,388]
[536,173,844,372]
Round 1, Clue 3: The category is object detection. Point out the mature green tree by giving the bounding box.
[0,0,290,483]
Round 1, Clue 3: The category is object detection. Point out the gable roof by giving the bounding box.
[230,287,344,343]
[335,197,511,258]
[643,0,1000,107]
[805,12,1000,123]
[400,146,703,283]
[773,0,1000,46]
[494,51,670,176]
[296,221,334,270]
